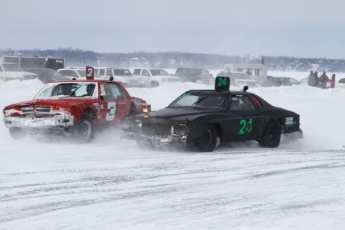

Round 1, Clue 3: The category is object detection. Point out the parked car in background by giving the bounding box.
[0,63,38,81]
[337,78,345,88]
[174,67,214,85]
[216,70,257,87]
[299,78,308,85]
[133,68,181,87]
[261,76,301,87]
[57,68,93,80]
[94,67,140,87]
[26,68,70,84]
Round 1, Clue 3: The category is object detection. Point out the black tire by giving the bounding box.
[9,128,24,140]
[258,119,281,148]
[195,124,217,152]
[75,115,95,143]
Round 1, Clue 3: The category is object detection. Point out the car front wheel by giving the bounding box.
[9,128,24,140]
[75,115,95,143]
[195,124,217,152]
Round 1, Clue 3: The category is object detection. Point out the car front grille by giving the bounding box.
[142,123,171,136]
[35,106,52,112]
[20,105,51,113]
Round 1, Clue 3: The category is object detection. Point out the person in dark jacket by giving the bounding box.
[307,70,315,86]
[319,71,329,89]
[314,71,320,87]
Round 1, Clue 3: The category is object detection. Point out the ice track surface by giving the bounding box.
[1,73,345,230]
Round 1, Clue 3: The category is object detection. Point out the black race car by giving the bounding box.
[121,77,303,152]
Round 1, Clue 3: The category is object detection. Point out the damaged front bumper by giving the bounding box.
[121,122,190,147]
[3,114,74,129]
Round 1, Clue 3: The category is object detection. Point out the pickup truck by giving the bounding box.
[174,67,215,85]
[0,63,38,81]
[133,68,181,87]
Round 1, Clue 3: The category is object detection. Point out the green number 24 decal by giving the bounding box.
[238,119,253,135]
[217,77,227,86]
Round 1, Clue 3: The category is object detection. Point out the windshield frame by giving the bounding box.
[168,92,227,110]
[34,82,98,99]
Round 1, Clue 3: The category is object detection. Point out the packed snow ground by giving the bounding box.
[0,71,345,230]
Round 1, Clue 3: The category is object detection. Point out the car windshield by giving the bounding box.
[34,82,98,99]
[150,69,169,76]
[77,70,86,77]
[2,63,24,72]
[168,93,226,109]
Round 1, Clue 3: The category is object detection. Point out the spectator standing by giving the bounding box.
[319,71,329,89]
[307,70,315,86]
[314,71,320,87]
[330,74,336,88]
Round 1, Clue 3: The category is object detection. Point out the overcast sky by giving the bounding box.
[1,0,345,59]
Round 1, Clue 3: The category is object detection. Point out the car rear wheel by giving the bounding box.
[75,115,95,143]
[258,119,281,147]
[195,124,217,152]
[9,128,24,140]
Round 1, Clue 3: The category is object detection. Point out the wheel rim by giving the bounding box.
[80,121,92,139]
[268,126,278,141]
[203,129,212,146]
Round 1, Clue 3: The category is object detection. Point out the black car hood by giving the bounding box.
[148,107,221,119]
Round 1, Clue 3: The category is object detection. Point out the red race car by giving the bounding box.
[3,79,151,142]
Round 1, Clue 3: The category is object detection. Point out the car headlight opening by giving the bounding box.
[171,124,188,135]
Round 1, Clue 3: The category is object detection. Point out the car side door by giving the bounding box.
[99,83,117,124]
[228,94,264,141]
[108,82,131,121]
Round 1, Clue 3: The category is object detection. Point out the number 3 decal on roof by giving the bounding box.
[106,102,116,121]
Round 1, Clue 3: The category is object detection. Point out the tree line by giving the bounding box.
[1,48,344,72]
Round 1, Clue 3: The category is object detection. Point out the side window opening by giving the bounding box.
[106,69,113,76]
[133,69,141,75]
[109,83,126,99]
[230,95,256,110]
[100,83,115,101]
[142,69,150,76]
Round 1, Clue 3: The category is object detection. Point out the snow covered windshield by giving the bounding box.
[168,93,225,109]
[34,82,98,99]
